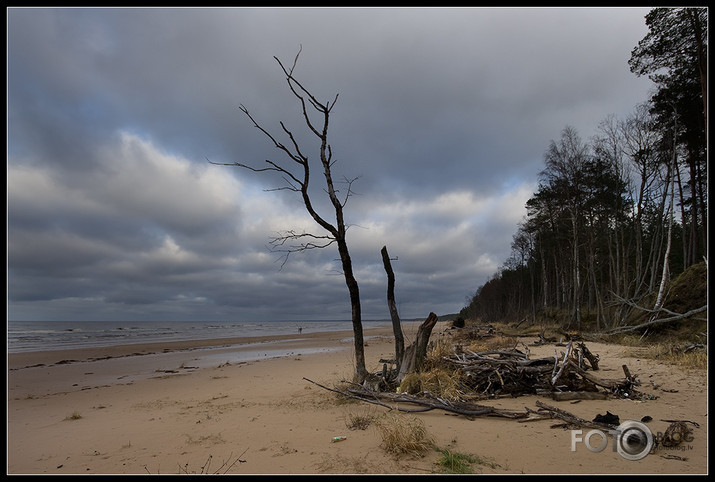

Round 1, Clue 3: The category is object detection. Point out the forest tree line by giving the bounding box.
[461,8,707,331]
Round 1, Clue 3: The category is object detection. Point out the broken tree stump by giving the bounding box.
[578,342,600,370]
[397,312,439,383]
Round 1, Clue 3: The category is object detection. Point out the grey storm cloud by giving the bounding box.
[7,7,654,322]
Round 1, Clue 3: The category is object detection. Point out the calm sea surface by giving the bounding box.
[6,320,392,354]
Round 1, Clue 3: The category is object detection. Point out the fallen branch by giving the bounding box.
[605,305,707,335]
[304,377,528,418]
[305,377,630,433]
[534,400,619,431]
[303,377,420,412]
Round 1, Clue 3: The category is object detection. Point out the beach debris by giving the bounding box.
[659,454,688,461]
[661,421,692,447]
[331,436,347,442]
[593,411,620,425]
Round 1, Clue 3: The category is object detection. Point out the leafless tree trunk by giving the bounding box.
[381,246,404,374]
[211,48,368,382]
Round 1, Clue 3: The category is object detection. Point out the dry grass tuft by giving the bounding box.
[344,409,377,430]
[64,411,82,421]
[398,368,463,401]
[625,342,707,369]
[375,412,435,458]
[466,334,518,353]
[426,336,455,362]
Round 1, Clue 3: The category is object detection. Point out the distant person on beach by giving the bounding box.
[299,327,302,334]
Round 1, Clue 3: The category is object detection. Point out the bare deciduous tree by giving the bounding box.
[212,48,368,382]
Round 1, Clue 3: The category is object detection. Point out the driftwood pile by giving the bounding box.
[440,340,635,401]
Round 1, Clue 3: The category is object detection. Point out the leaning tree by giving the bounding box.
[213,48,369,382]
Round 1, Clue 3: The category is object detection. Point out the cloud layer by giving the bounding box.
[7,7,654,321]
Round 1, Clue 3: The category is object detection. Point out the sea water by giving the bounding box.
[6,319,392,354]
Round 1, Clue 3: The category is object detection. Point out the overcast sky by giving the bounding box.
[7,7,655,323]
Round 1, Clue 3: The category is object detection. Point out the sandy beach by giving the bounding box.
[7,321,708,475]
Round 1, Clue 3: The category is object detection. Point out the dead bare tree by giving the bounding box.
[211,47,368,382]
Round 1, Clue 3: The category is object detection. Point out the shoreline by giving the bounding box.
[8,323,417,369]
[7,322,708,475]
[8,323,423,400]
[6,319,398,357]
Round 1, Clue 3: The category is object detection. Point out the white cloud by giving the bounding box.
[96,132,244,231]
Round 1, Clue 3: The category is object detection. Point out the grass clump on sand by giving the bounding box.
[435,448,499,474]
[64,411,82,421]
[345,410,377,430]
[398,368,463,401]
[375,412,434,458]
[435,448,479,474]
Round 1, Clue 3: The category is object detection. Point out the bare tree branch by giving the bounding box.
[269,230,337,251]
